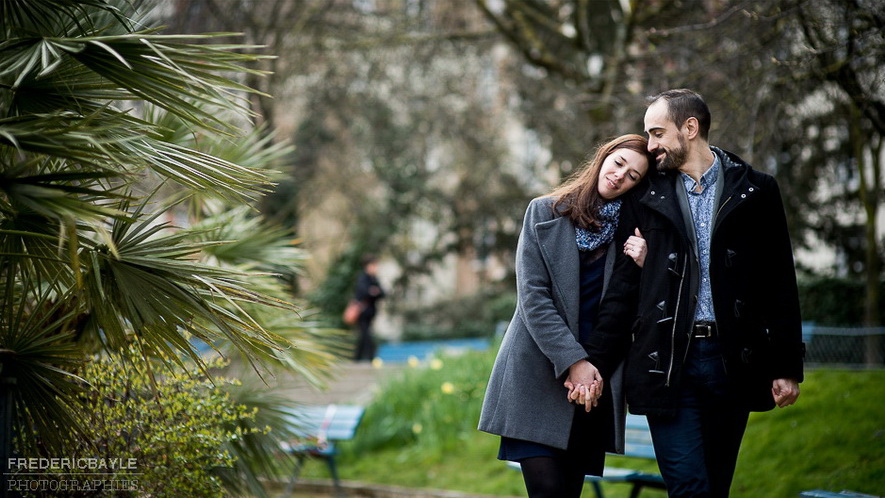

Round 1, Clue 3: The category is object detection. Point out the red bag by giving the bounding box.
[343,300,363,325]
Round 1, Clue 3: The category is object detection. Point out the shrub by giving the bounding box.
[14,347,262,497]
[798,276,885,326]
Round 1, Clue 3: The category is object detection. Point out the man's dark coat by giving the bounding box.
[585,147,805,416]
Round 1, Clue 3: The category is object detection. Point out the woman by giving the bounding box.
[478,134,652,498]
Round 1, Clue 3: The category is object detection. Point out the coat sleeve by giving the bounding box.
[584,194,642,379]
[515,198,588,379]
[757,176,804,382]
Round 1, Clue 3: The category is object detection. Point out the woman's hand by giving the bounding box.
[564,360,604,412]
[623,228,647,268]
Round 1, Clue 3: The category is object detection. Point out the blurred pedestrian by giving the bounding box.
[479,134,653,498]
[352,254,385,362]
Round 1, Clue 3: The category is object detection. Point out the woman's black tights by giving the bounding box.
[519,456,587,498]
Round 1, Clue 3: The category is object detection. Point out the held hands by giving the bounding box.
[772,378,800,408]
[624,228,647,268]
[564,360,604,412]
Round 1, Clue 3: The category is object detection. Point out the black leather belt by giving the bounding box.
[693,322,717,338]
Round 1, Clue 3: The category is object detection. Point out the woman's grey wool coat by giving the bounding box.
[478,196,626,453]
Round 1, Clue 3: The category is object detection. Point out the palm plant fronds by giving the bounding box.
[191,206,306,269]
[0,168,128,221]
[0,110,150,166]
[137,139,274,201]
[0,0,130,37]
[202,124,295,174]
[0,112,273,202]
[0,282,87,453]
[1,0,339,492]
[51,33,272,132]
[263,313,349,387]
[80,202,298,366]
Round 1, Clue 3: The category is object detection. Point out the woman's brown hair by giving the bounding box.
[550,134,651,230]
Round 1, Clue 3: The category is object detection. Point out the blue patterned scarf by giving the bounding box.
[575,199,621,252]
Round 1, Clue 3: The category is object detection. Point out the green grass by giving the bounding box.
[297,348,885,497]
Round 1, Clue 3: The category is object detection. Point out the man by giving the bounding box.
[583,89,804,497]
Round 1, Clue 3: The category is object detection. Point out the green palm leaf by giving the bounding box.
[192,206,306,268]
[79,197,298,373]
[53,33,272,132]
[0,282,87,453]
[0,0,127,36]
[0,111,273,201]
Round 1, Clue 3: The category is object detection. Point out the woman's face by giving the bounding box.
[597,148,649,200]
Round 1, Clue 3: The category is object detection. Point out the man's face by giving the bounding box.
[644,100,688,171]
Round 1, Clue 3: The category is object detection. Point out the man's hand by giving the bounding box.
[564,360,603,412]
[772,378,800,408]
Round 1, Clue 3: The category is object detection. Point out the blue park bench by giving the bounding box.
[509,414,666,498]
[279,404,365,497]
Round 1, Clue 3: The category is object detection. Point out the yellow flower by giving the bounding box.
[441,382,455,394]
[412,423,423,434]
[407,356,420,368]
[430,358,444,370]
[371,357,384,368]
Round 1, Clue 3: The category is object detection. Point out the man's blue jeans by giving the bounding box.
[646,337,750,498]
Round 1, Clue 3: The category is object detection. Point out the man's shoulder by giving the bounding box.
[712,145,751,170]
[712,146,777,183]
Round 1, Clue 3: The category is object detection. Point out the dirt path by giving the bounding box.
[274,361,406,406]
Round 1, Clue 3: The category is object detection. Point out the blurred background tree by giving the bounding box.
[155,0,883,347]
[142,0,885,344]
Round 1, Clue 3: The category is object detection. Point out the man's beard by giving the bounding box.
[656,134,688,171]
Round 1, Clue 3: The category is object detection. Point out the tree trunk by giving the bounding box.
[849,104,883,366]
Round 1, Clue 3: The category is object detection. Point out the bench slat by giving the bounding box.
[281,404,366,495]
[283,404,365,441]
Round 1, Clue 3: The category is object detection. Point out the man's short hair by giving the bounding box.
[648,89,711,141]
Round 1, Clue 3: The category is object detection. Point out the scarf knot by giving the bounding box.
[575,199,621,252]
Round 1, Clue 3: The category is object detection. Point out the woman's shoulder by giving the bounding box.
[523,195,559,221]
[527,195,559,211]
[521,196,572,233]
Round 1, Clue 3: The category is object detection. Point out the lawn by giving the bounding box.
[298,349,885,497]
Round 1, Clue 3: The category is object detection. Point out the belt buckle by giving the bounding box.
[694,323,713,338]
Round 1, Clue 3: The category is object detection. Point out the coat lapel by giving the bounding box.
[534,215,580,332]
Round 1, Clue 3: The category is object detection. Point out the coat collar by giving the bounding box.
[637,146,760,236]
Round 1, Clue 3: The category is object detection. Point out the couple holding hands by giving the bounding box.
[479,89,804,498]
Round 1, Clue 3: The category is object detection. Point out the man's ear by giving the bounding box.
[682,116,700,140]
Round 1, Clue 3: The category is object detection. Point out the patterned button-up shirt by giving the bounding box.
[682,155,721,322]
